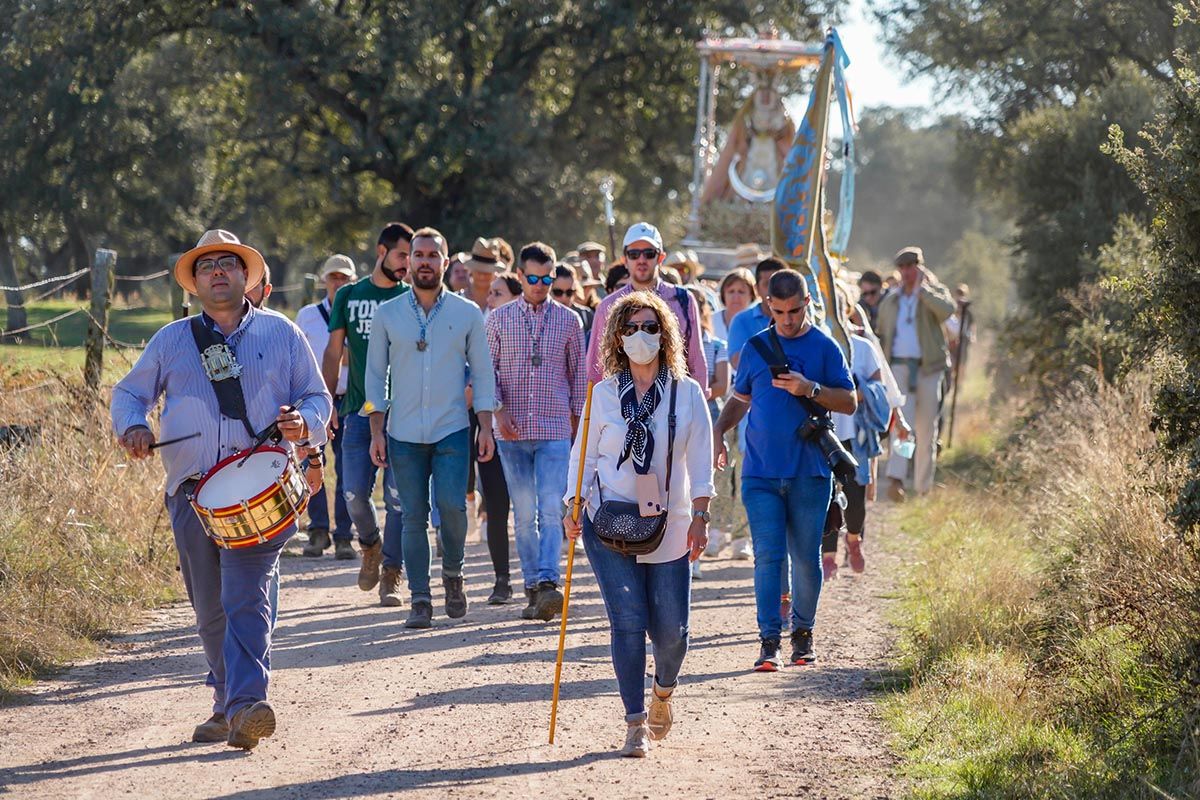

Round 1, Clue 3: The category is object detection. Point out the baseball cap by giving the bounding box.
[622,222,663,252]
[319,254,357,280]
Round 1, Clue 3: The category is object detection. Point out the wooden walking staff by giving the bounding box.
[549,381,596,744]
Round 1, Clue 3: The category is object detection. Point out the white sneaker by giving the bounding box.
[620,721,651,757]
[730,537,753,561]
[690,560,702,579]
[704,527,726,557]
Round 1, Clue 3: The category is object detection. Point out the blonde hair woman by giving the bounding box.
[563,292,715,758]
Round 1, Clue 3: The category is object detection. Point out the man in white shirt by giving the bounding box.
[294,255,356,556]
[875,247,956,499]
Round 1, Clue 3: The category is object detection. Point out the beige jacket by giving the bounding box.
[876,281,956,375]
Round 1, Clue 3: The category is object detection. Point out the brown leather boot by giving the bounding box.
[357,540,382,591]
[192,712,229,743]
[379,565,403,607]
[226,701,275,750]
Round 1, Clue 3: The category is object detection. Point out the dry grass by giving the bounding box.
[0,362,179,697]
[886,368,1200,798]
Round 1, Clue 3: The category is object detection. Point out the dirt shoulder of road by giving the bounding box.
[0,512,905,800]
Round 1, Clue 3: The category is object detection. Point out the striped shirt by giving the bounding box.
[485,296,586,441]
[111,304,333,497]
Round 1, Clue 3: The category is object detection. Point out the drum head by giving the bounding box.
[196,448,289,510]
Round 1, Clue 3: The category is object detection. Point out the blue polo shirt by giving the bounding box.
[734,325,854,480]
[727,303,771,366]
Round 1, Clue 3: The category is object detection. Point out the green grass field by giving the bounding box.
[1,300,174,376]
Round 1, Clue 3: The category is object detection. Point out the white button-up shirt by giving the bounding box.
[564,373,715,564]
[295,297,348,396]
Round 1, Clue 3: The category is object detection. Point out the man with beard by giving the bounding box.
[365,227,497,628]
[245,264,273,308]
[585,222,707,392]
[323,222,411,606]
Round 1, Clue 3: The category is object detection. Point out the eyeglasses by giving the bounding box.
[194,256,243,276]
[860,289,879,299]
[620,321,661,335]
[551,288,574,298]
[623,248,660,261]
[525,274,554,286]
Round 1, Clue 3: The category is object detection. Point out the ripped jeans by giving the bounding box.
[340,412,404,570]
[582,512,691,722]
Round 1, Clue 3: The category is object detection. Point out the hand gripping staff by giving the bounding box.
[549,381,595,744]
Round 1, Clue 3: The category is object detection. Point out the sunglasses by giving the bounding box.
[860,289,879,298]
[621,321,661,336]
[525,274,554,286]
[194,255,243,275]
[550,288,574,298]
[623,248,660,261]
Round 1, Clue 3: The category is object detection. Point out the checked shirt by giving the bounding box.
[485,296,586,441]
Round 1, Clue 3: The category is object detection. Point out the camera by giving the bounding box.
[797,412,859,487]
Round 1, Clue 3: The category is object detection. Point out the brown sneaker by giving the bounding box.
[226,701,275,750]
[192,712,229,743]
[379,565,404,607]
[887,478,906,503]
[647,680,674,741]
[357,540,383,591]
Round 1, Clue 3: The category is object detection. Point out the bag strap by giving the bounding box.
[674,286,693,359]
[190,314,258,440]
[316,299,331,325]
[593,378,679,508]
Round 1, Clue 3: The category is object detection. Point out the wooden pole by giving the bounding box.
[549,382,596,745]
[168,253,188,319]
[84,248,116,393]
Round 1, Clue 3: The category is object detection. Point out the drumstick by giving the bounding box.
[149,432,201,450]
[236,405,297,468]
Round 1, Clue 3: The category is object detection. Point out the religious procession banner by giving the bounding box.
[771,29,853,359]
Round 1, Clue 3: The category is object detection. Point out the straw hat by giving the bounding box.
[576,241,606,256]
[732,243,765,269]
[464,237,504,273]
[174,229,267,295]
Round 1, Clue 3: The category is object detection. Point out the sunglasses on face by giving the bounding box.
[624,248,660,261]
[551,288,574,298]
[525,274,554,286]
[860,289,879,298]
[195,256,243,276]
[621,320,661,336]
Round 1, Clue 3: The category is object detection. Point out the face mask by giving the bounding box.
[621,331,661,365]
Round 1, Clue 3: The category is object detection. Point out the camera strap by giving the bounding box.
[748,329,827,419]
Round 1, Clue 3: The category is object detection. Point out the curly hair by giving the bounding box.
[599,291,689,380]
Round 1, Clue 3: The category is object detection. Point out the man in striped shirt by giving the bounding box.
[112,229,332,750]
[486,241,587,621]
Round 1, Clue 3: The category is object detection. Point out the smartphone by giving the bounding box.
[769,364,790,378]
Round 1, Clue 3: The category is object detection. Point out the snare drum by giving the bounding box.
[189,446,310,549]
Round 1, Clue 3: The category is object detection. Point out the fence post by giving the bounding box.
[84,248,117,393]
[168,253,188,319]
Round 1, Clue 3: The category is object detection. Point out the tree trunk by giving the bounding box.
[0,220,28,337]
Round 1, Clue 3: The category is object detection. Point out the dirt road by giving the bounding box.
[0,520,902,799]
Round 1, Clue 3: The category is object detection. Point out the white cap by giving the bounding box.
[622,221,663,251]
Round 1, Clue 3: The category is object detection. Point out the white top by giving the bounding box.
[564,374,716,564]
[834,334,882,441]
[891,290,922,358]
[295,298,348,396]
[712,306,735,346]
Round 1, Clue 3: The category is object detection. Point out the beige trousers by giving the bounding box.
[885,362,943,495]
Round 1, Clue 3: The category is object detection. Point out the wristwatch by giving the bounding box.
[692,509,711,523]
[809,382,823,399]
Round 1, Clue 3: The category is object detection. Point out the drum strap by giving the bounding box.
[190,314,258,440]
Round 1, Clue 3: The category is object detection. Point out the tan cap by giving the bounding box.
[319,254,357,280]
[174,229,266,295]
[576,241,606,255]
[894,246,924,266]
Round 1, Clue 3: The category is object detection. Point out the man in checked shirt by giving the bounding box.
[486,241,587,622]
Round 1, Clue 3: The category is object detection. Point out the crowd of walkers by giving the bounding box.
[114,219,968,755]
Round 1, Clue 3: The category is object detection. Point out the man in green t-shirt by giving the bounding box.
[323,222,412,607]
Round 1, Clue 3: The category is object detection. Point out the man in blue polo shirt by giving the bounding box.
[714,269,855,672]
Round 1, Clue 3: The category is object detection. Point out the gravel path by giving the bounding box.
[0,513,903,799]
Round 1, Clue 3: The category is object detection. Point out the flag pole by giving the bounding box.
[549,381,596,744]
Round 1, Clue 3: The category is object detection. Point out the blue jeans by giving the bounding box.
[497,438,569,588]
[742,475,832,638]
[582,512,691,722]
[305,410,353,541]
[167,489,287,719]
[340,412,404,569]
[387,428,471,603]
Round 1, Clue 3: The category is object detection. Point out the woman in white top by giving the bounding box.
[712,267,757,344]
[563,291,715,758]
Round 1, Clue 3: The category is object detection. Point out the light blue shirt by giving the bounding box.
[110,305,333,497]
[364,289,496,444]
[727,303,771,366]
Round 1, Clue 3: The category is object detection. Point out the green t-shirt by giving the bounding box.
[328,276,409,414]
